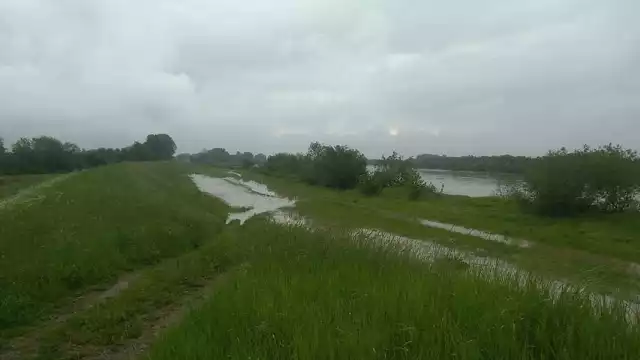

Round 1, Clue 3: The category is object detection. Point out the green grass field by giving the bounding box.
[0,162,228,338]
[1,162,639,359]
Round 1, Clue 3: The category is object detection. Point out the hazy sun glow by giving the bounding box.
[389,127,399,136]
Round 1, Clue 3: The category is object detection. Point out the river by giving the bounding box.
[418,169,520,197]
[366,166,519,197]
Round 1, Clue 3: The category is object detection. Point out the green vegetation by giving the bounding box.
[511,144,640,216]
[2,155,640,359]
[361,151,437,199]
[148,221,639,359]
[0,162,228,335]
[264,142,367,189]
[0,133,177,175]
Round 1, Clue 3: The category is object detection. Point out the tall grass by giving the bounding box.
[148,221,640,359]
[0,162,228,334]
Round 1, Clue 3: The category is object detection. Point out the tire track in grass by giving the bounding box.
[0,173,76,211]
[0,272,140,360]
[12,240,241,360]
[84,268,241,360]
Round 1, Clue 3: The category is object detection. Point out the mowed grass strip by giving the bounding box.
[0,162,228,336]
[147,221,640,360]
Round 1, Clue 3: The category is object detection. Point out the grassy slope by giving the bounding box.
[0,162,228,336]
[148,221,640,359]
[0,174,56,199]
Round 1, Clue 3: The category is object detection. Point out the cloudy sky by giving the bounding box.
[1,0,638,157]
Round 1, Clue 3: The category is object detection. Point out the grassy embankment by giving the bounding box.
[193,167,640,299]
[0,162,229,341]
[2,162,639,359]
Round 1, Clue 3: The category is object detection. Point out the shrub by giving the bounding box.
[513,144,640,216]
[360,152,437,200]
[264,143,367,190]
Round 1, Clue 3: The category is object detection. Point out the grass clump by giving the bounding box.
[0,162,228,335]
[147,221,640,359]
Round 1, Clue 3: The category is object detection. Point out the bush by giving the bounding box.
[360,152,437,200]
[513,144,640,216]
[264,143,367,190]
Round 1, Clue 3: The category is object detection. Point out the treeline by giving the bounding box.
[407,154,534,174]
[0,134,176,175]
[179,148,268,168]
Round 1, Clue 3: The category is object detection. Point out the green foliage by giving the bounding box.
[516,144,640,216]
[0,133,177,175]
[264,142,367,190]
[361,152,437,200]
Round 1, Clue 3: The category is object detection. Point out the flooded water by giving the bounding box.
[420,219,531,248]
[418,169,520,197]
[366,166,520,197]
[190,174,295,224]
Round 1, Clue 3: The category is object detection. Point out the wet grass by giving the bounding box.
[0,174,56,199]
[0,162,229,338]
[147,220,640,359]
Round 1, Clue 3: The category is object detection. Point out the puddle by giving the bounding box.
[190,174,295,224]
[420,219,532,248]
[223,176,279,197]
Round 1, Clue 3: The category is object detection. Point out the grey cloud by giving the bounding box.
[0,0,639,157]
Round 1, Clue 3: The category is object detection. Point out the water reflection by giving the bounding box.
[418,169,520,197]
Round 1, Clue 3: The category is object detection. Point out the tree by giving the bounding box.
[144,134,177,160]
[0,137,5,155]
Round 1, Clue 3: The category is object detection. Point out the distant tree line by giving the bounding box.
[400,154,535,174]
[0,134,176,175]
[181,148,267,168]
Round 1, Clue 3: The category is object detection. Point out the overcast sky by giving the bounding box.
[1,0,638,157]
